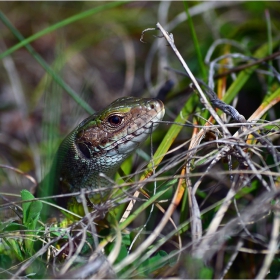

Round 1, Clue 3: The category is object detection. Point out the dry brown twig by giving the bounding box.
[141,22,280,270]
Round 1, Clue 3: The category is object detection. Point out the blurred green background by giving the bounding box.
[1,1,279,178]
[0,1,280,278]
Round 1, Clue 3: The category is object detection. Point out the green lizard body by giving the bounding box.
[36,97,164,219]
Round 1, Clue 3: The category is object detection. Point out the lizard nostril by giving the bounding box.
[147,99,160,110]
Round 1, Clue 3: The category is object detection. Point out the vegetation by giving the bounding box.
[0,1,280,278]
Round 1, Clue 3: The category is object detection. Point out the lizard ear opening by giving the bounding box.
[77,143,91,159]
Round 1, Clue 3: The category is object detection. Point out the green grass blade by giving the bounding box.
[183,1,207,80]
[0,12,94,114]
[142,93,199,179]
[0,1,126,60]
[222,40,280,106]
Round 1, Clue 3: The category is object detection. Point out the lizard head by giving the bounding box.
[74,97,165,159]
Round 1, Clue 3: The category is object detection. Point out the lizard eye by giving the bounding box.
[107,115,123,126]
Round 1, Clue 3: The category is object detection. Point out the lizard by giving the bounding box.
[36,96,165,221]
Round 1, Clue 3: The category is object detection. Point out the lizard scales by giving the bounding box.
[37,97,165,214]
